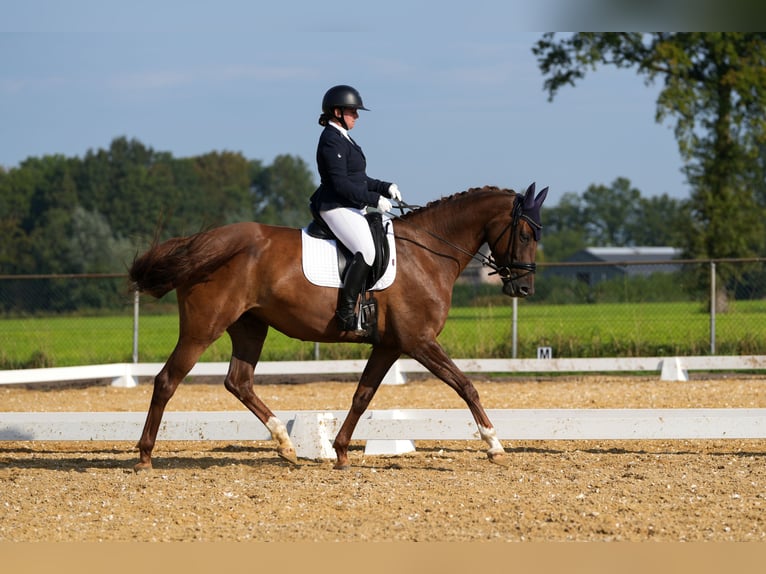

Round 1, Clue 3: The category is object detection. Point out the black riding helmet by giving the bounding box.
[322,85,370,114]
[319,85,369,128]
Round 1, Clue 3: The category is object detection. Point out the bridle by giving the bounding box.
[388,194,540,283]
[486,194,540,282]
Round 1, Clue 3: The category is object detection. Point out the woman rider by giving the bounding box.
[310,85,403,331]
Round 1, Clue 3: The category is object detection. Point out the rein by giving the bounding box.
[379,197,536,280]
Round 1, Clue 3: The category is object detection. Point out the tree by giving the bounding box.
[66,206,133,274]
[540,191,587,261]
[252,154,315,227]
[581,177,642,246]
[0,165,35,273]
[1,155,80,274]
[79,137,167,240]
[533,33,766,270]
[632,193,689,247]
[191,151,253,227]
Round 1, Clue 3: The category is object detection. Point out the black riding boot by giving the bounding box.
[336,252,371,331]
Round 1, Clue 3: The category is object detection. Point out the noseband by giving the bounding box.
[486,195,540,282]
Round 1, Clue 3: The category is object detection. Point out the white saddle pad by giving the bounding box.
[301,223,397,290]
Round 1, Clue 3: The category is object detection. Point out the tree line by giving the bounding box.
[0,135,728,277]
[0,137,316,276]
[0,134,763,312]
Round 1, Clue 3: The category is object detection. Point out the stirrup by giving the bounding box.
[336,295,377,333]
[336,310,357,331]
[359,296,377,331]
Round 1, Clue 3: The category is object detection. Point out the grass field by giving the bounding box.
[1,300,765,369]
[444,300,766,357]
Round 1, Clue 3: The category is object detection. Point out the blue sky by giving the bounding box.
[1,1,689,207]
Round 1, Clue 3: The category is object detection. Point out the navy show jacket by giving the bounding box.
[310,125,391,212]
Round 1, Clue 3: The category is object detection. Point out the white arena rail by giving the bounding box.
[2,356,764,458]
[1,355,765,387]
[2,408,766,460]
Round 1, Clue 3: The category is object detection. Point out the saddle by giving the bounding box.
[306,208,391,289]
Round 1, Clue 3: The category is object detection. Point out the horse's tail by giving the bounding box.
[129,229,245,298]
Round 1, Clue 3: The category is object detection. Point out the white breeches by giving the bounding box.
[320,207,375,266]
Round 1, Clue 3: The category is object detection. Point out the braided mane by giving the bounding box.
[401,186,515,220]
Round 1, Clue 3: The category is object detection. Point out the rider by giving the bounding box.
[310,84,403,331]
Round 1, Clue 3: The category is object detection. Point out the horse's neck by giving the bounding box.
[407,196,495,257]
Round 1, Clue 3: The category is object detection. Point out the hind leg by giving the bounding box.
[224,314,297,465]
[135,337,208,471]
[136,283,247,471]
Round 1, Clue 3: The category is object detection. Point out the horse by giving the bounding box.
[129,182,549,471]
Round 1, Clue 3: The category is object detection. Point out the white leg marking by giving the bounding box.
[266,416,292,448]
[478,425,504,454]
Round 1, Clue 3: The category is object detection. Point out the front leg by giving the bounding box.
[408,338,507,464]
[333,346,401,469]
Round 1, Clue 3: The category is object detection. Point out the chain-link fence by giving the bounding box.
[1,259,764,369]
[448,258,766,360]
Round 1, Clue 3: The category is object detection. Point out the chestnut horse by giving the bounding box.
[129,183,548,471]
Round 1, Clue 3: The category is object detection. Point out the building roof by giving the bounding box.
[555,246,682,278]
[578,247,682,264]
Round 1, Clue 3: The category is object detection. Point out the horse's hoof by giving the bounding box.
[333,460,350,470]
[278,448,299,466]
[487,451,509,466]
[133,462,152,473]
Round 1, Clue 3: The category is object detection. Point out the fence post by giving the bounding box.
[133,290,139,363]
[710,262,716,355]
[511,297,518,359]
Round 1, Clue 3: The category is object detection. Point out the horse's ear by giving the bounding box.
[523,182,536,208]
[535,186,549,206]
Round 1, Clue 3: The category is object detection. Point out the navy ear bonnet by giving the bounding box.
[516,182,548,241]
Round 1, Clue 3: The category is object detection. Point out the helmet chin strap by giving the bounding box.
[333,108,349,130]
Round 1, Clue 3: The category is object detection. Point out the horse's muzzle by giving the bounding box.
[502,280,532,298]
